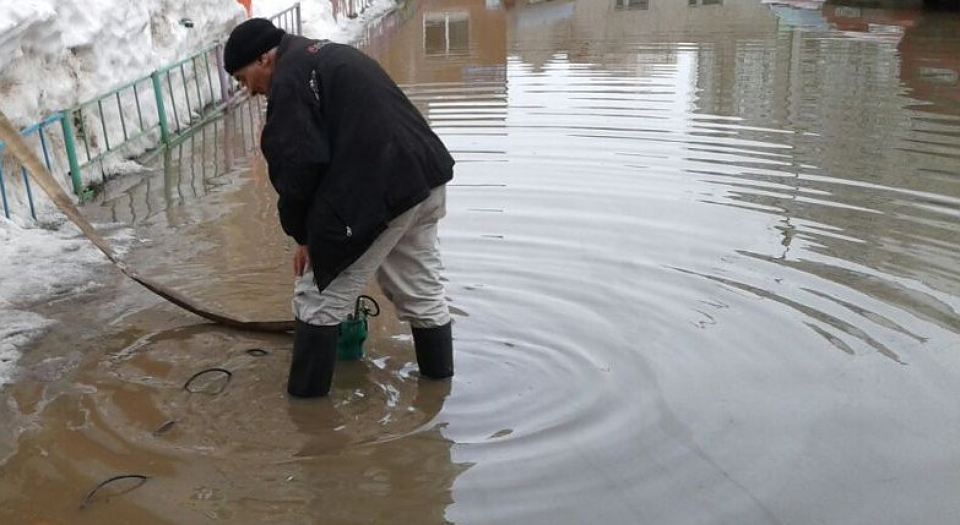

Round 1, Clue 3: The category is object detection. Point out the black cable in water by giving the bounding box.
[80,474,149,509]
[183,367,233,394]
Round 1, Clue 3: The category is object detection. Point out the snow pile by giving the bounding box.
[0,0,397,128]
[0,308,51,386]
[0,0,244,127]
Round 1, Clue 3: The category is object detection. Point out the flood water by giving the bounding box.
[2,0,960,523]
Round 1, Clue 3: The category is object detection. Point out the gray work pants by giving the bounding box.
[292,186,450,328]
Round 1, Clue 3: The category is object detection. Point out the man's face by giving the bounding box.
[233,55,273,96]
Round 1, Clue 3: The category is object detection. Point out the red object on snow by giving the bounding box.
[237,0,252,18]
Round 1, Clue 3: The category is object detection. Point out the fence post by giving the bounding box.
[151,71,171,145]
[0,160,9,219]
[60,113,84,196]
[296,3,303,35]
[20,167,37,220]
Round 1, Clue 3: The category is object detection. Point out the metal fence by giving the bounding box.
[0,3,301,222]
[272,2,304,34]
[100,96,265,226]
[331,0,380,21]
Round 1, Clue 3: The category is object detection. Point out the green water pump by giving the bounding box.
[337,295,380,361]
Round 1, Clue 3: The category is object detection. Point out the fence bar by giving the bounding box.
[166,71,181,132]
[215,44,230,103]
[21,166,37,220]
[247,98,256,148]
[0,162,9,219]
[134,82,145,131]
[97,99,111,152]
[60,114,84,195]
[38,128,53,171]
[74,76,147,110]
[192,58,204,109]
[203,51,216,103]
[151,72,171,144]
[180,63,193,122]
[237,100,246,148]
[116,91,128,141]
[78,109,93,163]
[19,113,62,136]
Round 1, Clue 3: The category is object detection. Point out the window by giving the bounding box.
[424,12,470,56]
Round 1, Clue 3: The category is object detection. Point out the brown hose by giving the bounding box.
[0,110,295,333]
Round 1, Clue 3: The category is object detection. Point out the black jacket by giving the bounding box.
[260,36,454,292]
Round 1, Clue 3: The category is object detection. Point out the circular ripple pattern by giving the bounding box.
[400,7,960,523]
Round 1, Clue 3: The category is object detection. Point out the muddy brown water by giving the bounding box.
[2,0,960,523]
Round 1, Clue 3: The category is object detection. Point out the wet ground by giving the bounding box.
[2,0,960,523]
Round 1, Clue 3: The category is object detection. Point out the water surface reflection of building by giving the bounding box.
[372,0,508,85]
[503,0,959,301]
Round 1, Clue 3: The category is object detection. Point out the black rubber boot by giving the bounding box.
[287,320,339,398]
[412,322,454,379]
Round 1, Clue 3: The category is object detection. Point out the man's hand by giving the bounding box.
[293,245,310,277]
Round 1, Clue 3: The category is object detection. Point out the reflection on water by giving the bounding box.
[98,98,264,226]
[94,100,297,322]
[2,0,960,523]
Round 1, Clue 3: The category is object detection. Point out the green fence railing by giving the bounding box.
[0,113,67,220]
[0,2,301,222]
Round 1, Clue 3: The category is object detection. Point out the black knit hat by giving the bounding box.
[224,18,285,74]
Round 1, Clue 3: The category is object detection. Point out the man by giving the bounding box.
[223,18,455,398]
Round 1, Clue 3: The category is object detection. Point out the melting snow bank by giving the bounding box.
[0,310,52,386]
[0,0,398,386]
[0,0,244,127]
[254,0,398,42]
[0,0,397,127]
[0,217,136,386]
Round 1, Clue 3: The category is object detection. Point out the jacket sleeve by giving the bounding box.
[260,74,330,245]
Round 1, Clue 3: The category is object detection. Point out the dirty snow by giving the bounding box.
[0,217,135,385]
